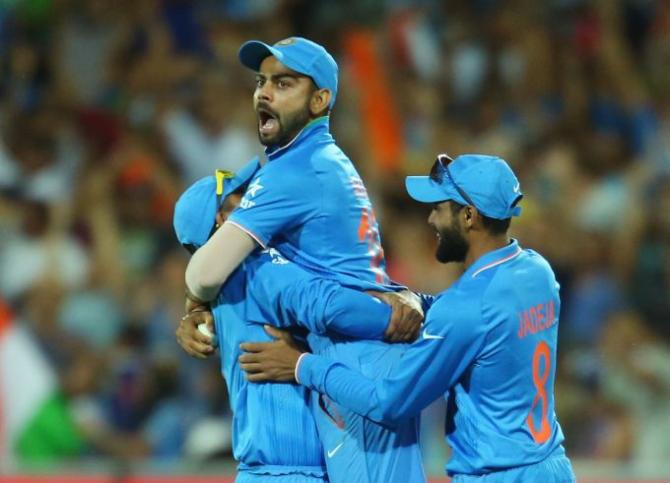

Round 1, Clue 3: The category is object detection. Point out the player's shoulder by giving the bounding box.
[479,247,559,308]
[521,248,554,271]
[511,248,558,285]
[253,159,316,194]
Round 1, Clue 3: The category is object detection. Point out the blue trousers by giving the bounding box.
[452,453,576,483]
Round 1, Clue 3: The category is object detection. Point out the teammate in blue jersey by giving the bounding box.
[174,168,414,482]
[241,154,577,482]
[180,37,426,482]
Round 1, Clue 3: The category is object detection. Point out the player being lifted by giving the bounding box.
[175,167,421,482]
[182,37,426,482]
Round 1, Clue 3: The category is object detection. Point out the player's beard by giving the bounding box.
[257,99,311,147]
[435,222,468,264]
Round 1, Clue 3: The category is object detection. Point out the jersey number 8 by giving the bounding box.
[526,340,552,444]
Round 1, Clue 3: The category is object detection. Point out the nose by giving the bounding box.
[255,82,272,104]
[427,210,435,225]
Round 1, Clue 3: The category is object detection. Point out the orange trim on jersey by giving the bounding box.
[471,247,522,278]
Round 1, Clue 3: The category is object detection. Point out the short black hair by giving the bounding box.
[481,214,511,235]
[449,202,511,235]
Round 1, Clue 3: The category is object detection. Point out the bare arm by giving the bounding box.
[185,221,258,302]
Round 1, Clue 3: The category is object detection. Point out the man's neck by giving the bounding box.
[271,116,328,151]
[464,234,511,271]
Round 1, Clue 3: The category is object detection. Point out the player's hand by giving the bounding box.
[369,290,424,343]
[175,310,216,359]
[239,326,305,382]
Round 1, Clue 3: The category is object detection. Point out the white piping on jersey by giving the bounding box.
[471,246,522,278]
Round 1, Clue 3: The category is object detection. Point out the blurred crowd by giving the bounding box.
[1,0,670,474]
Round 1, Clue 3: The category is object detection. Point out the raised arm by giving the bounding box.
[185,165,313,304]
[185,222,258,302]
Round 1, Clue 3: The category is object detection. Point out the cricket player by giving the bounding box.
[240,154,577,482]
[174,166,417,481]
[181,37,426,482]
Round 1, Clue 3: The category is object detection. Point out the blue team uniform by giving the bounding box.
[228,117,426,483]
[297,240,576,482]
[214,248,392,482]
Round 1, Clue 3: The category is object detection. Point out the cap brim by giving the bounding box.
[174,177,218,248]
[405,176,453,203]
[238,41,283,71]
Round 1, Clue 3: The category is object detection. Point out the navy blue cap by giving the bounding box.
[174,158,260,249]
[238,37,338,109]
[405,154,523,220]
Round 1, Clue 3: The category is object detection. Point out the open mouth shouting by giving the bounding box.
[257,106,280,138]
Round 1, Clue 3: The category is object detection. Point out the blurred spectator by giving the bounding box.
[598,310,670,467]
[0,199,89,301]
[160,68,260,183]
[561,230,624,347]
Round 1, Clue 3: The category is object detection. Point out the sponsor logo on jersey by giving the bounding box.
[246,178,264,197]
[422,328,444,340]
[240,178,263,209]
[262,248,289,265]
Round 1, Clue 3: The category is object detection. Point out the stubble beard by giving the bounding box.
[258,101,312,147]
[435,224,468,264]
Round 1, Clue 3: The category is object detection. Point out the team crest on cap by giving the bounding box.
[275,38,296,47]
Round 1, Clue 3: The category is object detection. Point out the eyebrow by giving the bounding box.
[255,73,305,82]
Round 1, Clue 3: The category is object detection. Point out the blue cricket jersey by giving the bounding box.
[228,116,389,290]
[227,117,425,482]
[298,240,569,477]
[212,248,391,475]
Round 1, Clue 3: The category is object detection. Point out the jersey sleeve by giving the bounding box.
[296,293,488,425]
[245,251,390,339]
[417,292,436,312]
[227,169,314,248]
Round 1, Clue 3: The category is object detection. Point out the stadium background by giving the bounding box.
[1,0,670,481]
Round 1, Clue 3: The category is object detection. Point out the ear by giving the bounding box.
[462,206,478,229]
[310,88,331,115]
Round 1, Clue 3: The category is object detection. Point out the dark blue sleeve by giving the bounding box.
[245,252,390,339]
[296,294,487,424]
[417,292,436,312]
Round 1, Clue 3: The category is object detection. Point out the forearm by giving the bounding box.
[321,288,390,339]
[185,221,257,301]
[296,321,462,425]
[254,272,391,338]
[296,354,401,424]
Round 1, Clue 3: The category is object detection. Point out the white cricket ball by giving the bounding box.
[198,323,218,348]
